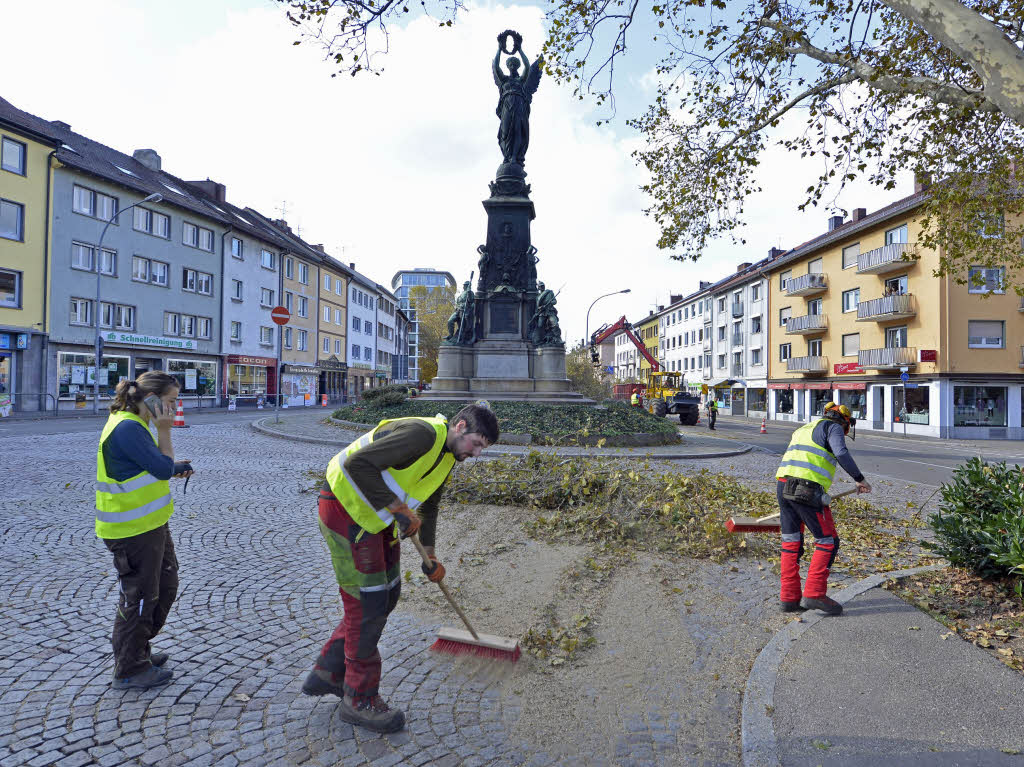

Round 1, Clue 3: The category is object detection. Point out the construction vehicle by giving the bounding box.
[591,317,701,424]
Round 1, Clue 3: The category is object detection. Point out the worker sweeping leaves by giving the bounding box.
[776,403,871,616]
[302,404,499,733]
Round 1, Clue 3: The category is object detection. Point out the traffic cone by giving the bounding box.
[760,418,767,434]
[173,399,188,428]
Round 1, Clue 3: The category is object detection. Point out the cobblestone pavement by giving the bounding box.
[0,421,542,767]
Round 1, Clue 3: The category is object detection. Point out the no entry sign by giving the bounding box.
[271,306,290,325]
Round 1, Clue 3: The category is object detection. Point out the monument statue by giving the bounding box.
[445,279,477,345]
[527,281,561,346]
[492,30,543,168]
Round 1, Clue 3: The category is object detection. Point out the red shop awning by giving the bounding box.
[790,383,806,390]
[834,382,867,390]
[768,383,790,390]
[805,383,831,390]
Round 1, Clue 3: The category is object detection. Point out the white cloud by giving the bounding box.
[1,0,913,350]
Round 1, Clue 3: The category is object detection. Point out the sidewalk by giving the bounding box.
[250,412,755,459]
[745,566,1024,767]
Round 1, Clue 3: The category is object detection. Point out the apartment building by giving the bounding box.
[393,307,411,383]
[315,255,349,401]
[391,268,456,384]
[347,267,379,396]
[637,313,660,384]
[659,286,712,394]
[375,284,399,385]
[0,100,58,412]
[766,189,1024,439]
[614,330,638,381]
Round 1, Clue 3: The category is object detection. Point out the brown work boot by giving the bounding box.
[301,668,345,698]
[801,595,843,616]
[338,694,406,733]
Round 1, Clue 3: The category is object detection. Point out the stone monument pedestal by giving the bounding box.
[429,341,586,401]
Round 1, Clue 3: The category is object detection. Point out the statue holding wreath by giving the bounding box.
[492,30,543,167]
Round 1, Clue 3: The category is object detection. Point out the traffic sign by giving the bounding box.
[900,371,909,382]
[270,306,290,325]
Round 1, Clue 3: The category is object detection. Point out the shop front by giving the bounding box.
[835,382,867,421]
[318,356,348,403]
[225,354,277,407]
[730,386,745,416]
[769,383,797,422]
[281,362,319,408]
[0,330,45,414]
[746,387,767,416]
[349,366,372,399]
[808,383,834,417]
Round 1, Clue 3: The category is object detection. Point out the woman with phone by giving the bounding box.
[95,371,193,689]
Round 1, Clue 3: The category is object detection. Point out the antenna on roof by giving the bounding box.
[277,200,290,220]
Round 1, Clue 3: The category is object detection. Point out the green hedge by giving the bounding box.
[331,399,676,438]
[926,458,1024,579]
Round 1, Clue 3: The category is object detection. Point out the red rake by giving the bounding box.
[725,487,858,534]
[410,534,521,663]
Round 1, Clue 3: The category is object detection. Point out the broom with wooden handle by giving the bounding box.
[409,533,521,662]
[726,487,858,533]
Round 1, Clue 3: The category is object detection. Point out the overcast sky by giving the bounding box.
[1,0,912,346]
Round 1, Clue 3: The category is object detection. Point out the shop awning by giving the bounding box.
[834,382,867,390]
[805,383,831,390]
[791,383,806,390]
[768,383,790,390]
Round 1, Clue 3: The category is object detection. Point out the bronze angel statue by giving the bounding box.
[493,31,543,167]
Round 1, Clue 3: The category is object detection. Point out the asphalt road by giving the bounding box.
[680,416,1024,488]
[0,406,304,436]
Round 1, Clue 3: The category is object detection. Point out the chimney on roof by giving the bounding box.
[350,262,355,270]
[914,172,932,193]
[273,219,292,233]
[187,179,227,203]
[768,247,784,258]
[669,293,682,304]
[737,262,752,272]
[699,280,712,289]
[657,305,664,312]
[132,149,161,172]
[828,215,844,232]
[851,207,867,222]
[312,243,326,253]
[50,120,71,130]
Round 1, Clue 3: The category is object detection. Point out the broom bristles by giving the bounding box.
[429,637,521,663]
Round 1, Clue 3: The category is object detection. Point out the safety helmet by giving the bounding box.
[823,402,855,433]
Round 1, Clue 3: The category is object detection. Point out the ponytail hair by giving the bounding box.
[109,371,179,415]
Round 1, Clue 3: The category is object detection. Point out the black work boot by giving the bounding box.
[150,652,169,667]
[301,668,345,698]
[779,600,806,613]
[338,694,406,733]
[112,665,173,689]
[801,595,843,616]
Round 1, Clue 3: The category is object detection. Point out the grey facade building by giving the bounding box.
[346,266,379,396]
[390,268,456,383]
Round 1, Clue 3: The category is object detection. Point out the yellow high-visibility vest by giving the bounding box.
[775,418,838,491]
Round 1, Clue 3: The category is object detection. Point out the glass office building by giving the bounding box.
[390,268,456,384]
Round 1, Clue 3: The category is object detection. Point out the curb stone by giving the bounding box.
[740,562,948,767]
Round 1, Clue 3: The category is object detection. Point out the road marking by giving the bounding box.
[888,457,955,470]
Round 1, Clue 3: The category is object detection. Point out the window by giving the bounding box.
[132,257,150,282]
[72,185,118,221]
[717,297,726,311]
[260,288,274,307]
[364,347,372,361]
[717,326,725,341]
[196,272,213,295]
[0,199,24,241]
[885,224,908,245]
[260,249,275,270]
[284,257,293,279]
[842,243,860,269]
[297,329,308,351]
[324,305,331,322]
[151,261,168,286]
[133,207,170,238]
[751,316,762,334]
[808,258,823,274]
[779,270,791,291]
[298,262,308,284]
[751,284,760,301]
[352,343,359,358]
[1,137,26,174]
[323,336,330,353]
[364,320,372,334]
[352,287,357,302]
[842,288,860,312]
[336,279,342,295]
[335,339,342,354]
[751,348,761,365]
[968,266,1005,294]
[717,354,726,368]
[283,327,292,348]
[167,359,217,396]
[954,385,1007,427]
[259,326,274,345]
[967,320,1004,349]
[231,237,243,259]
[0,268,21,308]
[894,386,931,425]
[70,298,91,326]
[885,325,908,348]
[232,279,243,300]
[779,343,792,361]
[183,222,212,250]
[164,312,180,335]
[779,307,791,326]
[335,309,342,324]
[183,268,197,292]
[297,296,308,318]
[352,316,361,331]
[976,212,1005,239]
[807,339,822,356]
[324,274,331,290]
[807,298,822,316]
[197,316,212,339]
[198,228,214,252]
[883,275,908,296]
[180,315,195,338]
[842,333,860,357]
[230,321,241,340]
[285,291,293,312]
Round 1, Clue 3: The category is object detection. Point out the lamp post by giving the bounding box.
[93,193,163,413]
[585,288,631,347]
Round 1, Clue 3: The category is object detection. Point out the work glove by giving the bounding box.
[421,555,446,583]
[390,502,421,538]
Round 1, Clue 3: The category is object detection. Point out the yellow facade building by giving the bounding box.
[317,256,349,401]
[765,192,1024,439]
[0,114,58,412]
[637,313,660,384]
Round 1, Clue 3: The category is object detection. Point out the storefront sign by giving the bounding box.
[288,364,321,375]
[920,349,937,362]
[0,335,9,350]
[185,369,198,391]
[767,383,790,390]
[227,354,275,366]
[834,382,866,390]
[805,383,831,390]
[103,331,196,350]
[834,362,865,375]
[319,357,347,371]
[791,383,806,390]
[16,334,28,350]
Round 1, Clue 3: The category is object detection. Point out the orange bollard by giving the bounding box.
[759,418,767,434]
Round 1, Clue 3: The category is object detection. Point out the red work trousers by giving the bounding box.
[313,489,402,697]
[777,479,839,601]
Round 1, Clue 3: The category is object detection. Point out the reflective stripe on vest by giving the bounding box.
[324,416,456,535]
[95,411,174,540]
[775,418,837,491]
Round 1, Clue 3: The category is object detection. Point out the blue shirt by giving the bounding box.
[102,420,175,482]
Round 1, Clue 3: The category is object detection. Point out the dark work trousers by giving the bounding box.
[314,490,402,698]
[777,480,839,601]
[709,409,717,430]
[103,524,179,678]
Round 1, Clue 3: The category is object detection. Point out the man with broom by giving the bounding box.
[302,403,499,732]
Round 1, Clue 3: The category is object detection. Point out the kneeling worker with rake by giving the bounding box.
[776,403,871,616]
[302,404,504,733]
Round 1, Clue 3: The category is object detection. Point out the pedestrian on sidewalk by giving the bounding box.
[776,402,870,616]
[303,404,499,732]
[707,397,718,430]
[95,373,194,689]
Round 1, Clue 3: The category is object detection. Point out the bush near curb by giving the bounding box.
[331,399,677,443]
[926,458,1024,579]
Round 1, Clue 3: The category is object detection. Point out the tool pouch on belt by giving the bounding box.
[781,477,823,507]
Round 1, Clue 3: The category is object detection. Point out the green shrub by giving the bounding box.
[926,458,1024,579]
[360,384,408,403]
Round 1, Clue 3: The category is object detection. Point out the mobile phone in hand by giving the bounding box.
[143,395,163,419]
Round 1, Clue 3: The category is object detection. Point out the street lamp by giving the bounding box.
[93,193,163,413]
[585,288,631,348]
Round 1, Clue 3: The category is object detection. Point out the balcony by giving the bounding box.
[786,273,827,297]
[731,361,744,377]
[858,346,917,369]
[703,336,712,351]
[856,293,917,322]
[786,355,828,373]
[731,302,744,318]
[856,243,918,275]
[786,313,828,335]
[731,332,743,346]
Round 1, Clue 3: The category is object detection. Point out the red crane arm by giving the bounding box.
[590,316,660,372]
